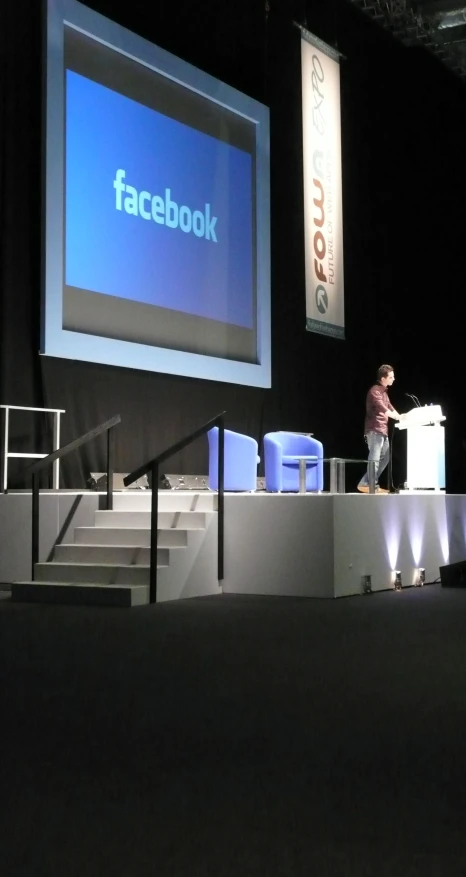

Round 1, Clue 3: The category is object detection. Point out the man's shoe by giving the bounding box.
[357,485,369,493]
[376,487,390,494]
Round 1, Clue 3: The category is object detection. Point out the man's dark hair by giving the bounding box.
[377,364,394,381]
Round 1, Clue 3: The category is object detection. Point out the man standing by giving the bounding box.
[357,364,405,494]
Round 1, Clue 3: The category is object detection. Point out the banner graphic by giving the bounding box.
[302,30,345,340]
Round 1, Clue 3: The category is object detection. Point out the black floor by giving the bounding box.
[1,586,466,877]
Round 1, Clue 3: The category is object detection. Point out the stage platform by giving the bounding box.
[223,491,466,598]
[1,489,466,602]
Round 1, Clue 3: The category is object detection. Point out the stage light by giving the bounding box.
[362,574,372,595]
[416,568,426,587]
[394,570,403,591]
[161,474,209,490]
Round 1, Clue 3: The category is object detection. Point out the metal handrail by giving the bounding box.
[27,414,121,580]
[124,411,226,604]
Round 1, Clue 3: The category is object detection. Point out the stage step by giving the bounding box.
[94,510,209,529]
[34,562,160,585]
[12,491,218,607]
[73,527,188,548]
[11,581,149,607]
[53,544,169,565]
[112,491,217,512]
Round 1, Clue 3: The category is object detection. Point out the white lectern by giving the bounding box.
[395,404,446,491]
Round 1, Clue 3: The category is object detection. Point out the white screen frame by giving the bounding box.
[42,0,271,387]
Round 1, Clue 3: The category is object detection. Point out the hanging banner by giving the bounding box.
[301,29,345,340]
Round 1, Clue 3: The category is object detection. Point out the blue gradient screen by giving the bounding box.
[65,70,254,329]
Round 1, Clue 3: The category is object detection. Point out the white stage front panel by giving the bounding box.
[332,493,464,597]
[223,493,466,599]
[223,494,334,598]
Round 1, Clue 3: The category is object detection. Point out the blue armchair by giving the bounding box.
[207,427,260,491]
[263,431,324,492]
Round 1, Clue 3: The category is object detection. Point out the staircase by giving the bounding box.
[11,490,220,607]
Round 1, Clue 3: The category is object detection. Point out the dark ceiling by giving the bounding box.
[347,0,466,79]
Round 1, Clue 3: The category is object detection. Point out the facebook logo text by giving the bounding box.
[113,169,218,242]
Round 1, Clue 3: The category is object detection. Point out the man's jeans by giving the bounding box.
[358,431,390,489]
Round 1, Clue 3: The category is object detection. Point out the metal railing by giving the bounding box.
[27,415,121,580]
[0,404,65,492]
[123,412,225,604]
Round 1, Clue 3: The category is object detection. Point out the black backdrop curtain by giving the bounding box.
[1,0,466,490]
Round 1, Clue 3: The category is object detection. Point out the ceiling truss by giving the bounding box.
[348,0,466,80]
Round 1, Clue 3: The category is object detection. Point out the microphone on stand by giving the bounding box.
[405,392,421,408]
